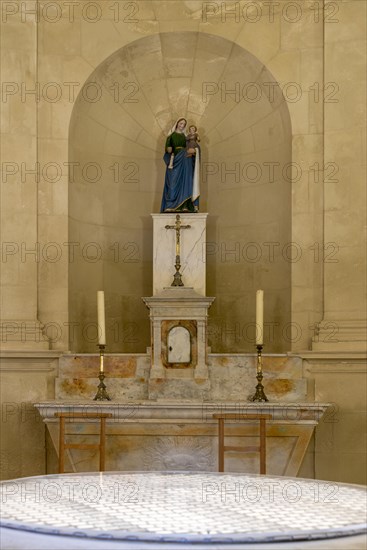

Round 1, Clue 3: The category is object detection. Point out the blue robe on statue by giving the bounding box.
[160,132,200,213]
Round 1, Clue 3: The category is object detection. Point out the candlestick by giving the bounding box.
[93,344,111,401]
[97,290,106,346]
[256,289,264,345]
[251,344,268,402]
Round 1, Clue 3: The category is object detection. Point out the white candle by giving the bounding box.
[256,289,264,345]
[97,291,106,345]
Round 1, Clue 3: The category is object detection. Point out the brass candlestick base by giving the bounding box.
[94,372,111,401]
[251,344,268,402]
[172,255,184,286]
[93,345,111,401]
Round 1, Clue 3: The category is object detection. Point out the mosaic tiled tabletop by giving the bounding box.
[1,472,366,544]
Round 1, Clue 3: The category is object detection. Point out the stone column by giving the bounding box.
[313,1,366,351]
[0,3,48,350]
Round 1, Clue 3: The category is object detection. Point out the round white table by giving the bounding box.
[1,472,366,549]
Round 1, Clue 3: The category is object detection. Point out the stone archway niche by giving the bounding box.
[68,32,292,353]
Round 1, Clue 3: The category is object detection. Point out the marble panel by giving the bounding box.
[53,351,308,403]
[55,377,149,401]
[152,213,208,295]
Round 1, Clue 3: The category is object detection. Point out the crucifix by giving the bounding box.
[165,214,191,286]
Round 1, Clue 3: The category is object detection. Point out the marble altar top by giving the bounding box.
[35,401,331,424]
[1,472,366,547]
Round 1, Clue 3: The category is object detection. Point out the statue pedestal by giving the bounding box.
[144,213,214,390]
[152,213,208,296]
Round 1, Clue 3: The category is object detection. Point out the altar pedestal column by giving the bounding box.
[143,214,215,391]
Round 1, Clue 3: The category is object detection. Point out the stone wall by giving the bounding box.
[1,0,330,352]
[304,353,367,484]
[0,352,60,480]
[2,2,365,352]
[0,1,366,484]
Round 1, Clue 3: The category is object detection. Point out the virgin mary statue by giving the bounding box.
[160,117,200,213]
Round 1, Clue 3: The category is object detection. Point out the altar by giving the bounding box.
[35,400,329,477]
[34,213,330,476]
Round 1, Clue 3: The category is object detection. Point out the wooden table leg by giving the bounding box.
[59,416,65,474]
[100,417,106,471]
[218,418,224,472]
[260,418,266,474]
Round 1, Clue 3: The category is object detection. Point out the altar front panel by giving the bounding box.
[38,403,327,477]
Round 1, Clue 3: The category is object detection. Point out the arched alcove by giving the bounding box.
[68,32,291,353]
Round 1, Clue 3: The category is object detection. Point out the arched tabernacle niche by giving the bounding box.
[68,32,291,353]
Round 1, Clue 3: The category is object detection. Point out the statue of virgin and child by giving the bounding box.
[160,117,201,213]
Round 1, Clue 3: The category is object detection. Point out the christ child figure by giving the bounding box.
[186,125,200,157]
